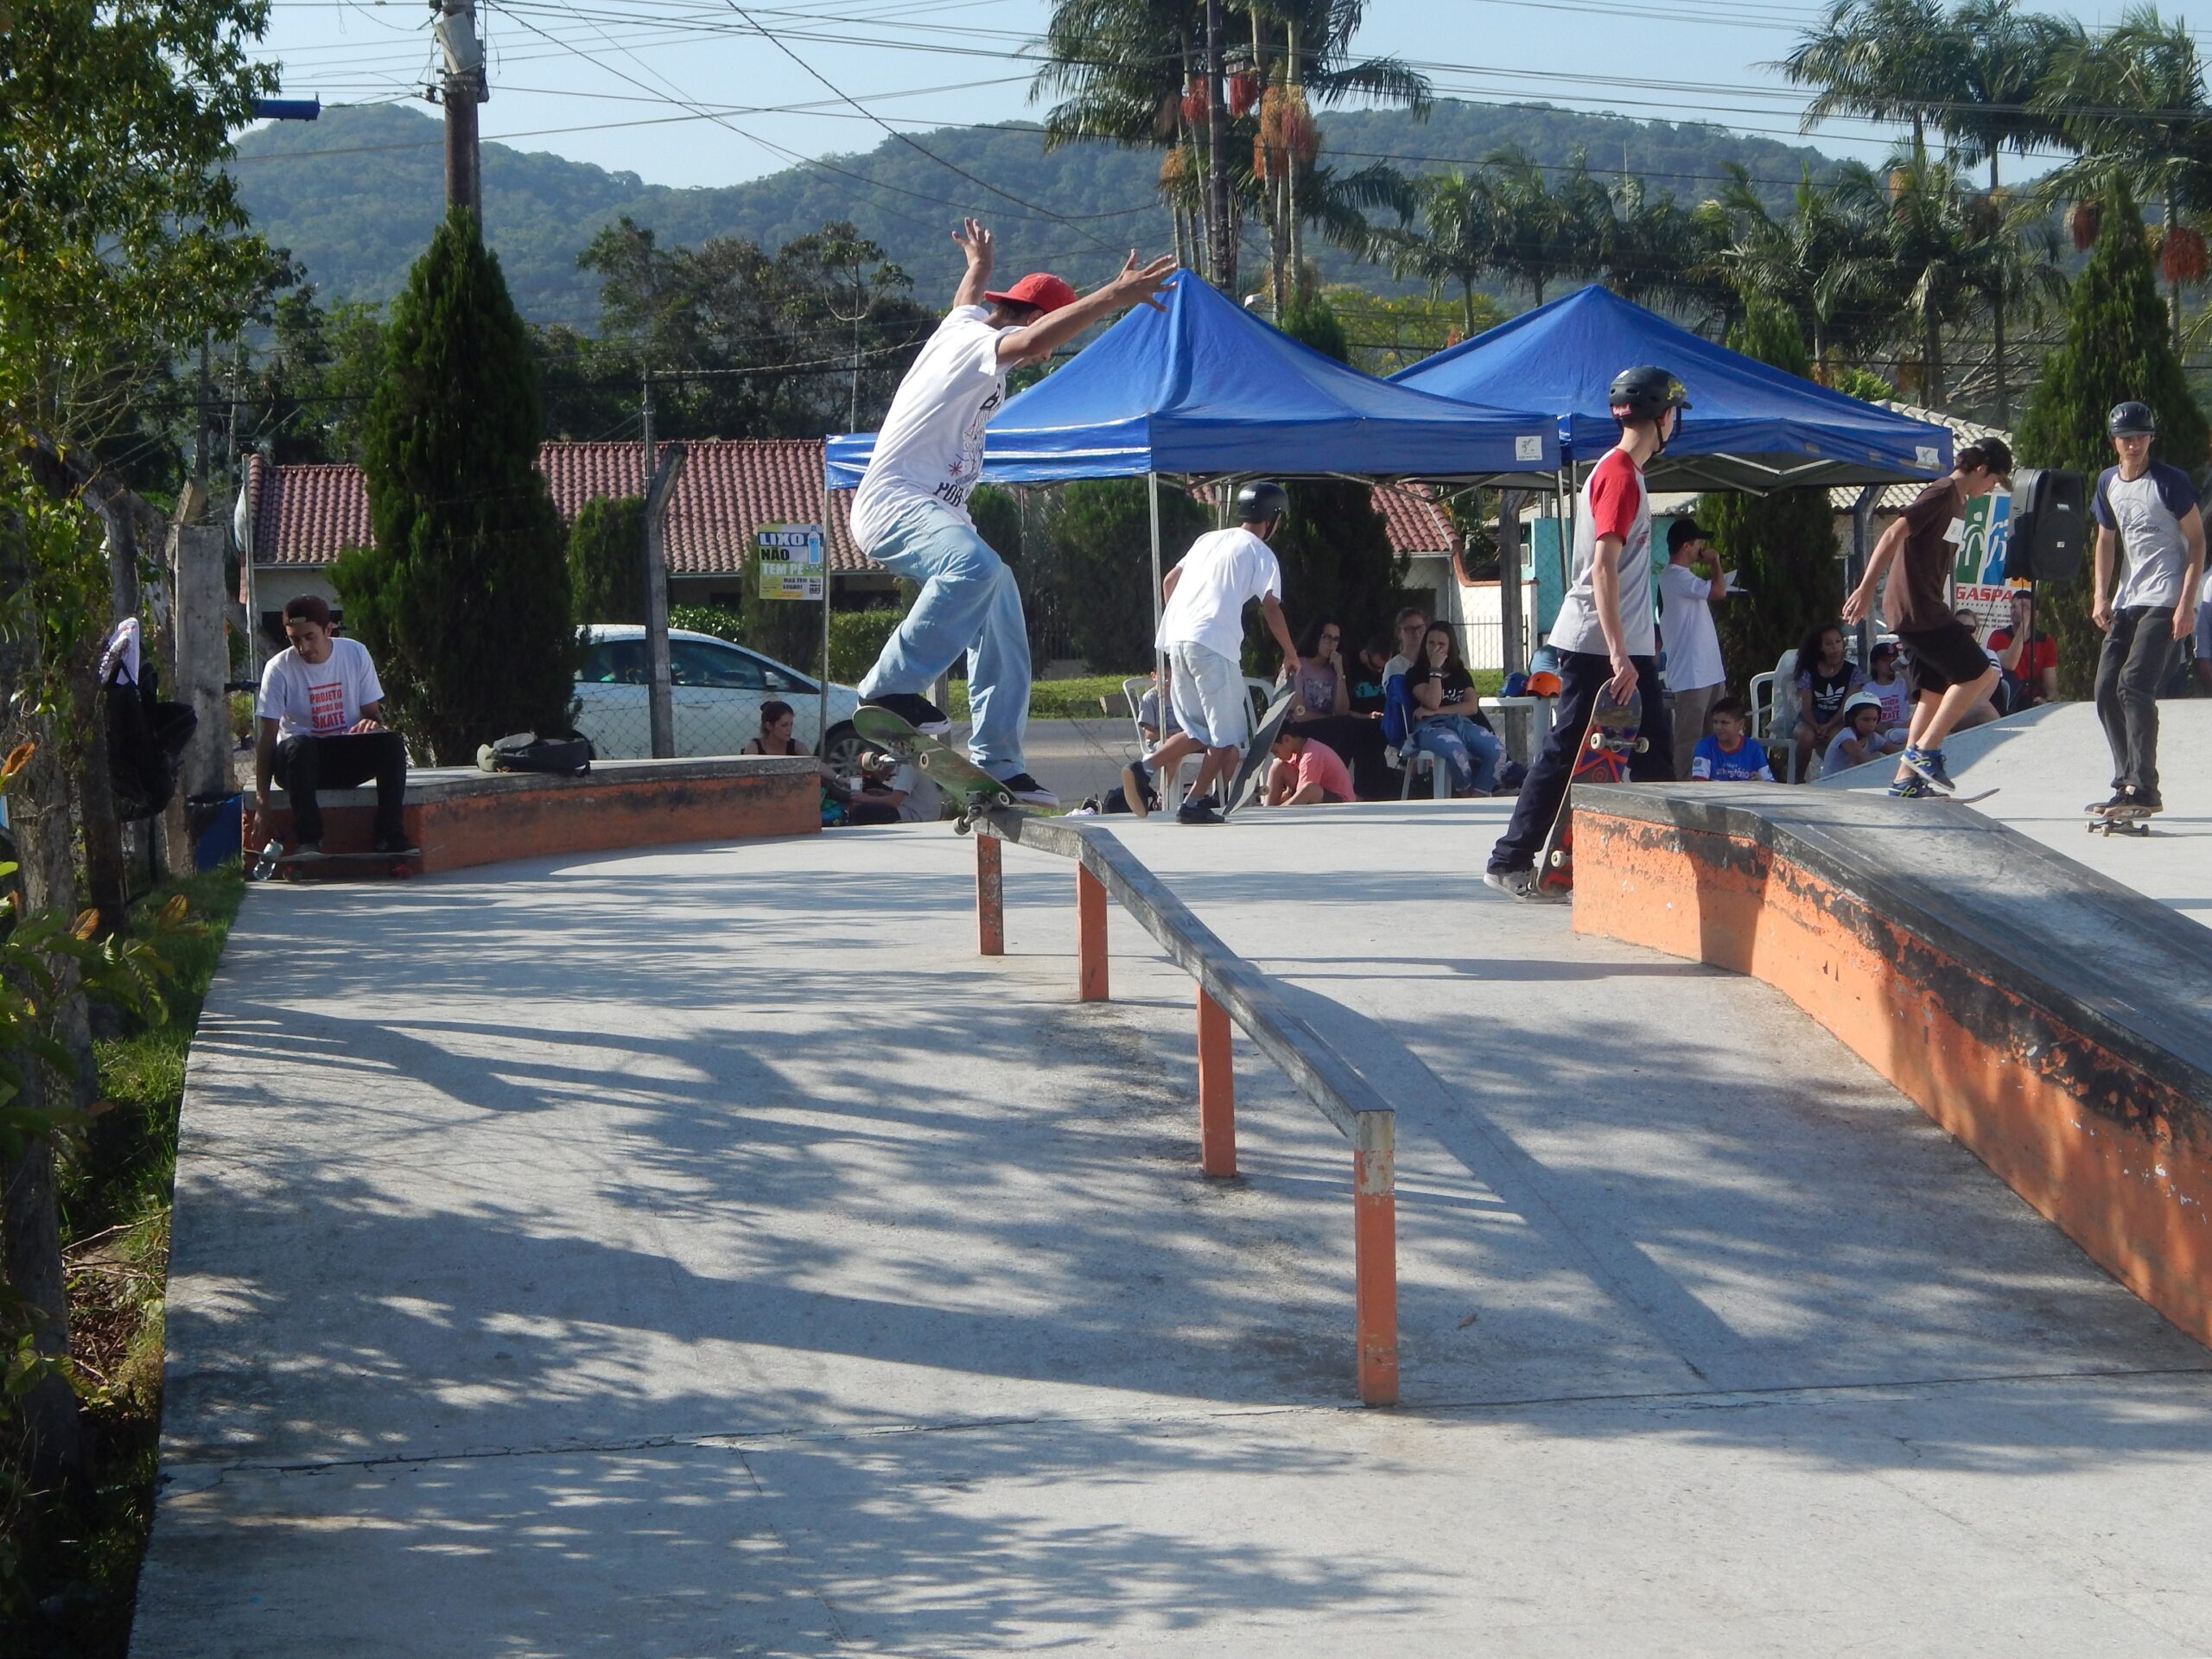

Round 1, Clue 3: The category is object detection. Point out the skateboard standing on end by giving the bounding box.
[852,705,1016,836]
[1224,690,1299,818]
[1533,686,1643,897]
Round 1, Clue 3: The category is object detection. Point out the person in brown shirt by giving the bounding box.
[1843,439,2011,796]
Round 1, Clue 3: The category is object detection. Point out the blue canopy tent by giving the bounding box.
[827,276,1560,659]
[1390,283,1955,495]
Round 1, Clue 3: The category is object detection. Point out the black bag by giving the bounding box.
[106,661,196,821]
[2005,467,2088,583]
[477,731,592,777]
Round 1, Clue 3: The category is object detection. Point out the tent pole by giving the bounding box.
[1148,471,1167,705]
[1497,489,1526,677]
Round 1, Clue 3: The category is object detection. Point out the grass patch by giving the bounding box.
[22,861,245,1659]
[944,673,1139,723]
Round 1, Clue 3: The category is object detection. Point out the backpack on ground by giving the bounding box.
[476,732,592,777]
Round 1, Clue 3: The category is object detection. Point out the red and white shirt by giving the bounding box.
[1549,446,1655,658]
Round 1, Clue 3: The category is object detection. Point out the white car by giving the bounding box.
[573,624,864,770]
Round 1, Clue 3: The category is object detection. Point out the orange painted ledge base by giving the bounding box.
[255,755,820,874]
[1573,787,2212,1351]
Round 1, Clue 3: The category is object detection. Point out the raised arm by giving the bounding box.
[951,218,993,311]
[998,251,1177,366]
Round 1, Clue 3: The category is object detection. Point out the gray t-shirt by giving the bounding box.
[2094,461,2201,610]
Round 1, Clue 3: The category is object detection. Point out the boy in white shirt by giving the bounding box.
[1120,483,1303,825]
[251,595,414,857]
[851,218,1175,806]
[1656,516,1734,772]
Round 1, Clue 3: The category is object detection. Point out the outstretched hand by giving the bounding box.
[1111,250,1179,312]
[953,217,993,268]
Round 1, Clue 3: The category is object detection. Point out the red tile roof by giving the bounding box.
[247,442,1458,575]
[247,439,867,575]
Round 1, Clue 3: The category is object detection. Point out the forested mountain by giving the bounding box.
[229,99,1849,321]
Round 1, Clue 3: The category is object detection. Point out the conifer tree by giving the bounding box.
[568,495,647,626]
[2015,186,2207,700]
[1702,298,1843,687]
[337,207,575,760]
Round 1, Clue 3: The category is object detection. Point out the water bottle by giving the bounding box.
[251,838,283,880]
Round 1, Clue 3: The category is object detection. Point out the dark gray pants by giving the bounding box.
[2094,604,2178,798]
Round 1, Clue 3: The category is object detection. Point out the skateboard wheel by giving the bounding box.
[953,817,973,837]
[1633,738,1649,753]
[1548,849,1566,868]
[1586,732,1603,752]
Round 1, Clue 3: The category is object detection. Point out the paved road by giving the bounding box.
[137,791,2212,1654]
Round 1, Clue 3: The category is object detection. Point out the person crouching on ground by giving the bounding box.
[1688,696,1774,781]
[1843,438,2012,797]
[849,216,1175,807]
[1263,728,1354,807]
[1121,481,1302,826]
[1486,365,1685,896]
[252,595,415,859]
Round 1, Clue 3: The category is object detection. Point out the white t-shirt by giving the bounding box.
[1157,528,1282,660]
[889,761,944,823]
[851,305,1007,551]
[1656,562,1722,692]
[256,637,383,740]
[1868,673,1910,730]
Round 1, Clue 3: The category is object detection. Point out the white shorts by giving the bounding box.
[1166,640,1248,749]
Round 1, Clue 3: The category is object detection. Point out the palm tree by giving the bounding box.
[1694,162,1894,372]
[1777,0,1964,151]
[1481,147,1586,308]
[1378,169,1495,333]
[1833,142,1997,407]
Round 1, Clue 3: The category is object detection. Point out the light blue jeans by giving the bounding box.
[1410,714,1502,794]
[858,502,1031,778]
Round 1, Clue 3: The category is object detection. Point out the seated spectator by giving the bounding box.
[1951,606,2004,727]
[1792,622,1866,777]
[1404,621,1503,797]
[1263,728,1355,806]
[1133,669,1184,747]
[1347,637,1392,715]
[1988,588,2057,708]
[1690,696,1776,781]
[1289,618,1351,718]
[1383,607,1428,679]
[743,699,806,757]
[1822,691,1903,773]
[252,594,416,858]
[1866,640,1911,745]
[842,749,944,826]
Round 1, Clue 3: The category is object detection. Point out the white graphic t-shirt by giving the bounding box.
[1156,528,1283,662]
[850,305,1007,550]
[256,637,384,740]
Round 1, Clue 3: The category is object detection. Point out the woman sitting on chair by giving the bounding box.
[1404,622,1503,797]
[1288,618,1351,720]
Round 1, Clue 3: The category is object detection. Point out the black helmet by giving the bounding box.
[2108,400,2158,436]
[1236,480,1289,523]
[1607,365,1691,423]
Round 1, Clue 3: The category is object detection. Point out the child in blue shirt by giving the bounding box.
[1689,696,1776,781]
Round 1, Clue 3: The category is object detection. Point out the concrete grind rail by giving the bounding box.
[134,804,2212,1656]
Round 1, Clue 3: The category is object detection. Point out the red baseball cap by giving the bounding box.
[983,272,1077,315]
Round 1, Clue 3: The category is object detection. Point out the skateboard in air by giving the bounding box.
[2085,800,2154,837]
[852,704,1016,835]
[1224,690,1300,818]
[250,840,420,882]
[1534,686,1643,897]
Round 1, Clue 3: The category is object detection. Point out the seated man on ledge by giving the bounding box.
[252,595,416,858]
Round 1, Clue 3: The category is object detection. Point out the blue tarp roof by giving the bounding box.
[1391,283,1954,493]
[825,272,1559,488]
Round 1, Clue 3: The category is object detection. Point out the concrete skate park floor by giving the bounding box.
[136,772,2212,1651]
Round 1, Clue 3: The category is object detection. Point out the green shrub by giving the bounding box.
[669,603,746,642]
[828,608,903,683]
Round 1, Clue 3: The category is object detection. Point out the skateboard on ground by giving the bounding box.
[1534,686,1643,897]
[2086,802,2153,837]
[852,704,1015,835]
[251,841,419,882]
[1224,690,1299,818]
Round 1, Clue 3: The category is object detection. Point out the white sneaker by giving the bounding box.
[1484,868,1540,900]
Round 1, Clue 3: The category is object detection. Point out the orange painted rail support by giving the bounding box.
[976,834,1004,957]
[1196,986,1236,1178]
[1076,864,1109,1001]
[1353,1112,1400,1407]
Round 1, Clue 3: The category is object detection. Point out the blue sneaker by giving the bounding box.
[1901,746,1956,794]
[1887,774,1932,799]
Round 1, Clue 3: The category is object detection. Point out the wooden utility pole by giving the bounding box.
[643,437,687,762]
[1205,0,1231,292]
[430,0,486,214]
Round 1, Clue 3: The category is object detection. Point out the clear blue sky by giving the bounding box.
[250,0,2212,190]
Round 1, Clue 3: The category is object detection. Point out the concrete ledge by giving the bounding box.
[259,755,820,873]
[1571,782,2212,1347]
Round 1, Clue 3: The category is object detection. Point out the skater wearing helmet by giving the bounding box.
[2087,400,2203,822]
[1122,482,1302,825]
[1842,437,2012,797]
[1486,365,1684,897]
[852,218,1176,805]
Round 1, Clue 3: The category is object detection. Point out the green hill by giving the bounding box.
[229,99,1850,321]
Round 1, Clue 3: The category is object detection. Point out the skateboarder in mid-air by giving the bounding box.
[1120,482,1303,825]
[2086,401,2203,823]
[849,218,1176,807]
[1842,439,2012,798]
[1485,365,1684,898]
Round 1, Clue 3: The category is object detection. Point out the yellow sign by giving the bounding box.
[757,523,824,602]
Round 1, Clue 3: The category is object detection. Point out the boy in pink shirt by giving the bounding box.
[1264,729,1354,806]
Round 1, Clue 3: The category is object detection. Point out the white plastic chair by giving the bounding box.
[1748,648,1823,782]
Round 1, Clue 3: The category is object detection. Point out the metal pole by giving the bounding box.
[1497,489,1525,677]
[818,529,831,752]
[1850,483,1880,664]
[1148,472,1167,700]
[643,435,685,761]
